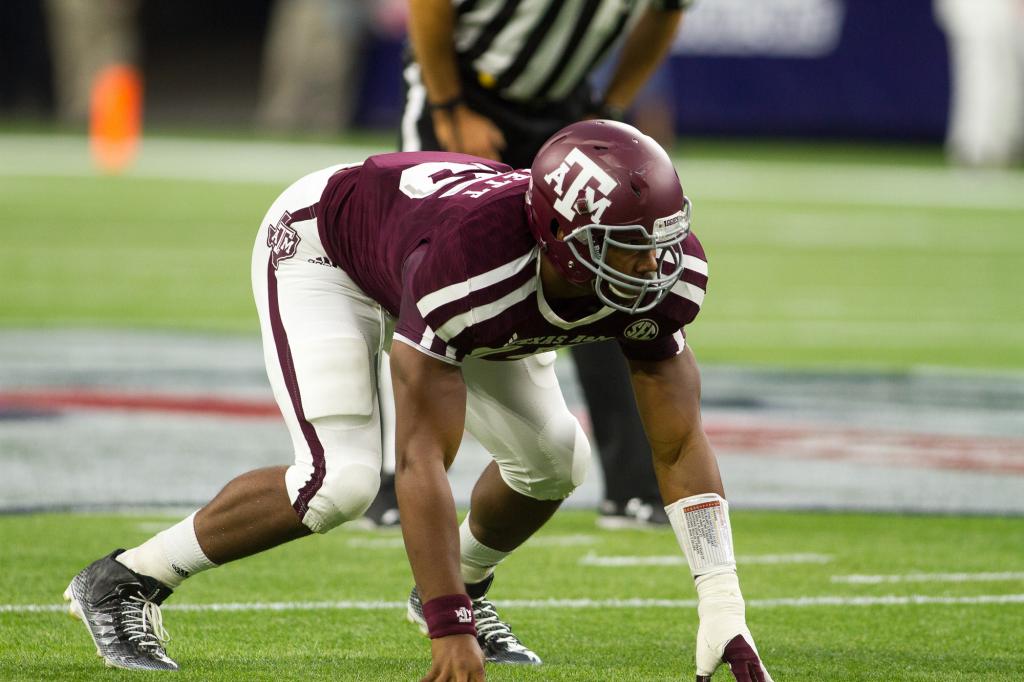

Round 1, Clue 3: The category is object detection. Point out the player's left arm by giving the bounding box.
[598,4,684,115]
[389,341,485,680]
[629,346,773,682]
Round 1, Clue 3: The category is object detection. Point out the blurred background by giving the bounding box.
[1,0,1022,516]
[0,0,984,142]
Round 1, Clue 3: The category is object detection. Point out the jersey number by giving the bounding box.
[399,162,500,199]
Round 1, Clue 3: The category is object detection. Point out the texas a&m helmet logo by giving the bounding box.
[624,319,659,341]
[542,147,617,222]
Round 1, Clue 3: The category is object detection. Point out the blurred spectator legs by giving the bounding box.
[45,0,141,124]
[257,0,368,134]
[935,0,1024,167]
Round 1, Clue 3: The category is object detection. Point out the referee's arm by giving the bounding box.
[407,0,506,160]
[408,0,462,105]
[600,6,684,115]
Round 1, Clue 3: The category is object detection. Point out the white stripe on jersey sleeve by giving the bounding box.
[435,277,539,341]
[669,254,709,306]
[392,333,461,366]
[683,254,709,276]
[416,251,537,318]
[673,329,686,354]
[420,325,435,348]
[670,280,706,307]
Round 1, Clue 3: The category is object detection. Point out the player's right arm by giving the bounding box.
[389,341,485,681]
[407,0,505,160]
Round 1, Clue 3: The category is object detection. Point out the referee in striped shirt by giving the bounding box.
[388,0,691,530]
[401,0,690,168]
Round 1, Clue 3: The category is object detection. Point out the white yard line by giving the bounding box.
[9,593,1024,614]
[345,534,598,550]
[524,534,600,547]
[832,571,1024,584]
[579,552,832,566]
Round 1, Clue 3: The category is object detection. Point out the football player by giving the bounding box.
[64,120,771,681]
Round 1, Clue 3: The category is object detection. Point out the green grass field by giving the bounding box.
[1,510,1022,681]
[2,132,1022,369]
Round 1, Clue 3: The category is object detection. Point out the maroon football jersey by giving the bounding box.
[317,152,708,365]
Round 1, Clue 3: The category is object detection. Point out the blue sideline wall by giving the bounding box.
[356,0,951,141]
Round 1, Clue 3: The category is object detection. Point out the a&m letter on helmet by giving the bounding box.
[526,119,692,314]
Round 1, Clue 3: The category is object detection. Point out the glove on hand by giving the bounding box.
[694,571,772,682]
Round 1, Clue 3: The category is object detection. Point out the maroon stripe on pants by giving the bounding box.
[265,206,326,520]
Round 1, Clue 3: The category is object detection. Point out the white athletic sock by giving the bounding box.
[459,515,510,585]
[117,511,217,589]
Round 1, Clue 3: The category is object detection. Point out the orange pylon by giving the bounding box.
[89,64,143,173]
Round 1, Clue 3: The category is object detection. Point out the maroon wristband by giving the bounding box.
[422,593,476,639]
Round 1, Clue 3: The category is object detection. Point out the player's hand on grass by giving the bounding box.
[692,570,772,681]
[695,630,772,682]
[422,633,486,682]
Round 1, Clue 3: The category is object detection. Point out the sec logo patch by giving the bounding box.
[624,319,659,341]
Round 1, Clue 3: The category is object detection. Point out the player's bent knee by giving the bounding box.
[524,415,591,500]
[294,462,381,533]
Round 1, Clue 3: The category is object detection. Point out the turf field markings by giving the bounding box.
[524,534,599,547]
[345,534,598,549]
[832,571,1024,584]
[10,593,1024,614]
[345,537,406,549]
[749,594,1024,607]
[578,552,832,567]
[0,389,279,418]
[702,419,1024,475]
[698,320,1024,350]
[11,386,1019,475]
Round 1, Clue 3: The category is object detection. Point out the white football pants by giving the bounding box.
[252,166,589,533]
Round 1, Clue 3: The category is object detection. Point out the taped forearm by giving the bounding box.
[665,492,736,578]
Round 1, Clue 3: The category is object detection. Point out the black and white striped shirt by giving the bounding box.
[451,0,691,104]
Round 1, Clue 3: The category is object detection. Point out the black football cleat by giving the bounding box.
[406,574,541,665]
[64,549,178,671]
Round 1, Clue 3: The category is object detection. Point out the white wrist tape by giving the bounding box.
[694,571,754,677]
[665,493,736,578]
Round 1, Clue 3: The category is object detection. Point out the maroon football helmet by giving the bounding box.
[526,120,691,313]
